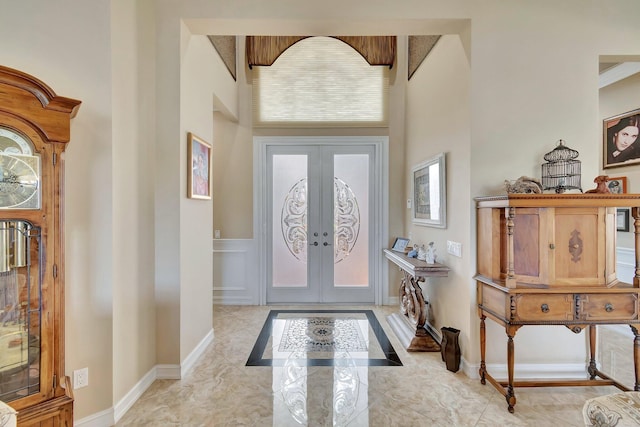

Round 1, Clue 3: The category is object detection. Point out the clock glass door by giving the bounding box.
[0,220,41,401]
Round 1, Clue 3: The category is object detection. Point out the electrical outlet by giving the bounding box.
[406,199,412,209]
[74,367,89,389]
[214,229,221,239]
[447,240,462,257]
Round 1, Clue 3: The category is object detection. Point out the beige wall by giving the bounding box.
[2,0,640,422]
[212,37,254,239]
[404,35,473,360]
[112,0,157,406]
[0,0,116,418]
[179,31,227,360]
[212,111,254,238]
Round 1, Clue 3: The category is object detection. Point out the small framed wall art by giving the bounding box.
[411,152,446,228]
[187,132,212,199]
[606,176,627,194]
[617,208,630,232]
[391,237,410,252]
[603,108,640,169]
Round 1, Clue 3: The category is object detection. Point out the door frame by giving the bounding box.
[253,136,389,305]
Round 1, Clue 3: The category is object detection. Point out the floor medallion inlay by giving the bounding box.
[247,310,402,367]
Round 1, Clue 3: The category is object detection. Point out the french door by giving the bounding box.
[266,144,376,304]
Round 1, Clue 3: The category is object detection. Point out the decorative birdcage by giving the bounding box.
[541,140,582,193]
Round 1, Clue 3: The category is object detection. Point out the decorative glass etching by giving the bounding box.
[281,178,308,261]
[333,177,360,264]
[281,177,360,263]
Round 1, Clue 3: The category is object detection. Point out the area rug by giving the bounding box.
[246,309,402,367]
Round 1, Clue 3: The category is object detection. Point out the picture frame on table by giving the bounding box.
[187,132,212,199]
[607,176,627,194]
[391,237,410,253]
[603,108,640,169]
[616,208,630,232]
[411,152,446,228]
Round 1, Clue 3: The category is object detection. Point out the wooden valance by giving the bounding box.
[246,36,396,68]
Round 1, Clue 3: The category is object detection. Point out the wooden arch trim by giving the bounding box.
[246,36,396,68]
[0,65,81,143]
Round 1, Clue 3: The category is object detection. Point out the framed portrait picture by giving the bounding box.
[411,152,446,228]
[617,208,630,232]
[187,132,212,199]
[603,108,640,169]
[606,176,627,194]
[391,237,410,253]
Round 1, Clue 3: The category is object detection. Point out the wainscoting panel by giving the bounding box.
[617,246,634,284]
[213,239,258,305]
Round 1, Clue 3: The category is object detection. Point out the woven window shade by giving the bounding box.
[252,36,389,127]
[246,36,396,68]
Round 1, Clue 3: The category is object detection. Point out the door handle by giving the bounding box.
[323,242,332,246]
[310,242,318,246]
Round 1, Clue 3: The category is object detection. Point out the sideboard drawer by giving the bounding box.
[513,294,574,322]
[579,294,638,321]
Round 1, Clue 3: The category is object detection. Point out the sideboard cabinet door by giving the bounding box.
[550,207,612,287]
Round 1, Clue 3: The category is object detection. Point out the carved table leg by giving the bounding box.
[479,315,486,385]
[389,270,440,352]
[410,275,428,332]
[632,325,640,391]
[506,328,517,413]
[588,325,597,380]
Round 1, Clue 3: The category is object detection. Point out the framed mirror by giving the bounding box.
[411,152,446,228]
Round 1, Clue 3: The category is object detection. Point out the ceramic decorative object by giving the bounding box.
[585,175,611,194]
[440,327,461,373]
[417,244,426,261]
[504,176,543,194]
[425,241,436,264]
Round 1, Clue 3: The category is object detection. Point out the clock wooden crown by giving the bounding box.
[0,65,81,425]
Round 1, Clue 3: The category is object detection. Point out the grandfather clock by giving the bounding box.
[0,65,80,425]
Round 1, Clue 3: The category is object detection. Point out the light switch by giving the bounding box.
[447,240,462,257]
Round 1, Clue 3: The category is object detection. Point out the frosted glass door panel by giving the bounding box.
[272,154,308,288]
[266,142,377,304]
[333,154,369,287]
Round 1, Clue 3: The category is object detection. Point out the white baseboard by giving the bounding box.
[156,364,181,379]
[462,361,588,381]
[77,330,213,426]
[113,367,157,422]
[74,407,114,427]
[181,328,214,378]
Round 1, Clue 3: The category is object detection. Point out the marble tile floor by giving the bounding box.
[116,305,622,426]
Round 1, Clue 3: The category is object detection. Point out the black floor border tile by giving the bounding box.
[246,309,403,367]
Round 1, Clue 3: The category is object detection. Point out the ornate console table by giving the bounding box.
[383,249,450,351]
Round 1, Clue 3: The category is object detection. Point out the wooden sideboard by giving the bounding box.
[475,194,640,413]
[383,249,449,351]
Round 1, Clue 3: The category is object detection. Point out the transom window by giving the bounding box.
[252,36,389,127]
